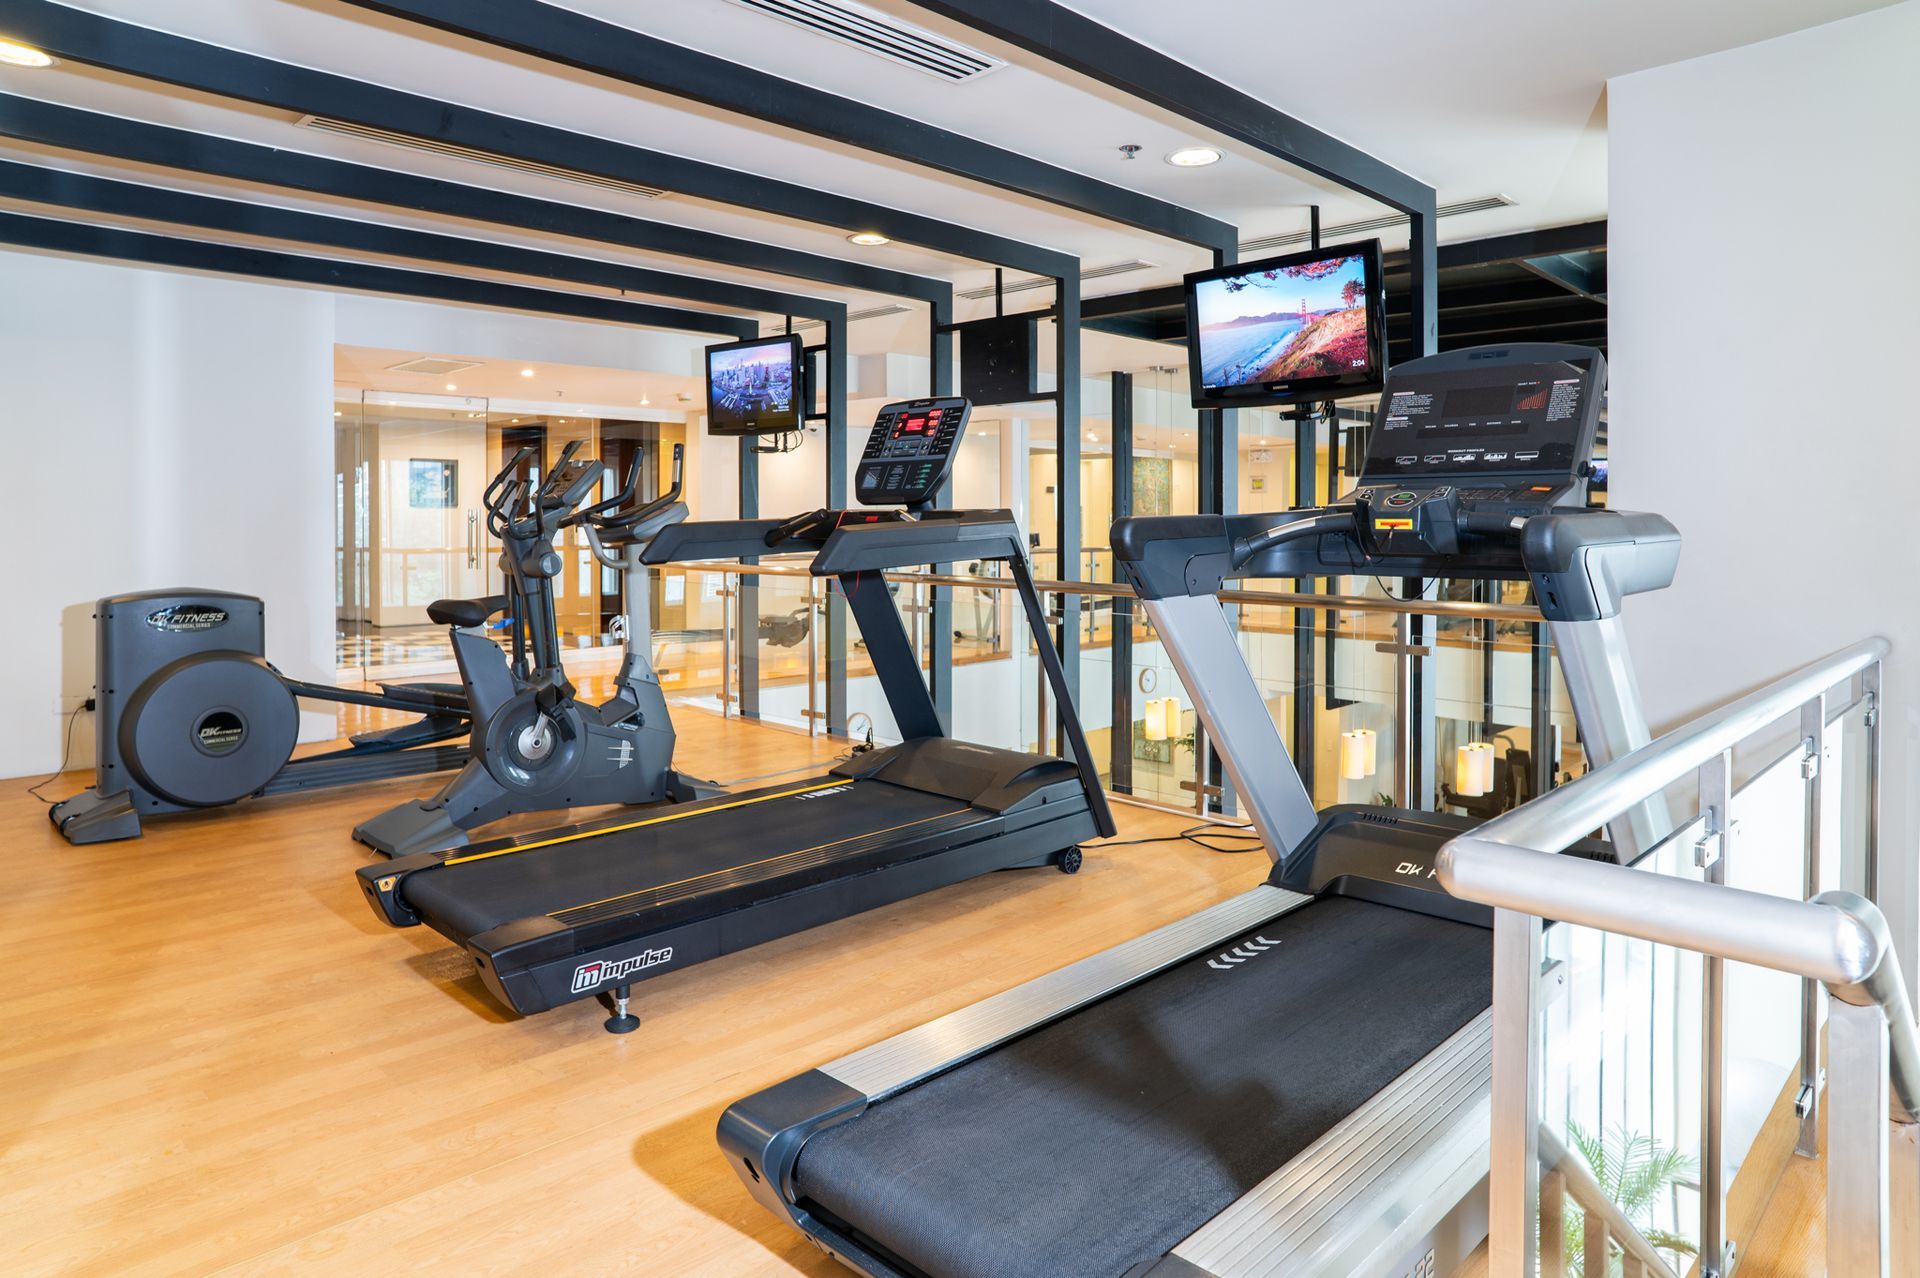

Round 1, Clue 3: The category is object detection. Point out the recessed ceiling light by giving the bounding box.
[445,382,457,391]
[847,231,891,247]
[0,40,56,69]
[1165,146,1221,168]
[520,367,535,378]
[333,410,343,419]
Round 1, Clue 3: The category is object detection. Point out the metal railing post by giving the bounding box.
[1489,906,1543,1278]
[1697,749,1732,1278]
[1392,610,1415,807]
[1828,994,1893,1277]
[1193,720,1210,816]
[719,575,733,720]
[806,577,820,737]
[1862,660,1882,902]
[1799,694,1828,1158]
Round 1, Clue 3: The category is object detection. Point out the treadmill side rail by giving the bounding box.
[1161,1010,1495,1278]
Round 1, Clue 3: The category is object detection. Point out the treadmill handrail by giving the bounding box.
[806,510,1026,575]
[1435,636,1917,1121]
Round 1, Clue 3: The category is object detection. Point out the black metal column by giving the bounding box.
[736,436,760,720]
[1530,625,1556,798]
[1108,371,1134,796]
[824,312,850,736]
[927,294,956,729]
[1053,273,1083,738]
[1292,404,1318,793]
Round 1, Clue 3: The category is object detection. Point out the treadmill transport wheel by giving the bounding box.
[1058,847,1083,874]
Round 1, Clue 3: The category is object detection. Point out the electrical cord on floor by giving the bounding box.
[25,701,87,805]
[1090,822,1267,855]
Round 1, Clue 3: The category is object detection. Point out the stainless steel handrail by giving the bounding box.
[1438,636,1912,1277]
[1437,639,1913,1109]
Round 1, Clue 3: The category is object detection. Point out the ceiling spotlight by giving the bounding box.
[640,393,651,407]
[445,382,457,391]
[333,410,343,419]
[520,367,535,378]
[847,231,891,247]
[0,40,56,69]
[1165,146,1222,168]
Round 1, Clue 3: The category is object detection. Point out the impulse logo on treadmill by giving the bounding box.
[571,948,674,992]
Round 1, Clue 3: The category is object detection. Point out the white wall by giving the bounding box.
[1609,1,1920,977]
[5,251,337,779]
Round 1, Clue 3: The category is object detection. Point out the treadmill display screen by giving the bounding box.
[1363,359,1592,479]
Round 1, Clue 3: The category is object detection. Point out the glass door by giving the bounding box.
[336,391,497,680]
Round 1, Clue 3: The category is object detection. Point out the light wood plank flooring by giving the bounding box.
[5,709,1260,1277]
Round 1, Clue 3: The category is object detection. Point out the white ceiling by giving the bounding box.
[0,0,1895,347]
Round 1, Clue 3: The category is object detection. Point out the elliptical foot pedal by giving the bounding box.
[600,985,639,1034]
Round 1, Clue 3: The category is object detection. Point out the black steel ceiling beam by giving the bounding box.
[909,1,1431,216]
[0,210,758,337]
[0,95,934,306]
[3,0,1073,275]
[1384,219,1607,272]
[0,159,857,331]
[905,2,1440,357]
[335,0,1236,254]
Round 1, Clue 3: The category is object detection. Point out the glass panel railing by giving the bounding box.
[1537,818,1707,1278]
[1474,654,1888,1278]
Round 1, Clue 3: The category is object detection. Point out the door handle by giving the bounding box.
[466,509,479,568]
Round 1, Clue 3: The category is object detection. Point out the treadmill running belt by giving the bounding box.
[405,782,971,940]
[794,897,1491,1278]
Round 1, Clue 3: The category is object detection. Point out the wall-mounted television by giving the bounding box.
[1183,239,1385,409]
[705,334,803,436]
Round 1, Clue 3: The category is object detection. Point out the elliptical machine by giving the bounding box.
[353,442,704,857]
[50,596,470,845]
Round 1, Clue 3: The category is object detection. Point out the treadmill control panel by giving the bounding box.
[856,397,971,507]
[1343,345,1606,557]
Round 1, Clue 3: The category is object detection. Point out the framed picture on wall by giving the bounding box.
[409,459,457,509]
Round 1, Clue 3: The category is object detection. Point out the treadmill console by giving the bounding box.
[1347,344,1605,558]
[855,397,971,508]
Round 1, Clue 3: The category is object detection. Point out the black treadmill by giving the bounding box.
[718,345,1682,1277]
[357,397,1114,1031]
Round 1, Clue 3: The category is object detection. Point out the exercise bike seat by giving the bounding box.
[427,594,511,628]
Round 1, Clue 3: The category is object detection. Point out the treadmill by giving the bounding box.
[357,397,1115,1032]
[718,345,1680,1277]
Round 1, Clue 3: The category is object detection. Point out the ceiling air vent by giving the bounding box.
[793,303,913,330]
[385,356,482,376]
[723,0,1004,82]
[1238,195,1515,256]
[297,116,668,200]
[959,259,1154,302]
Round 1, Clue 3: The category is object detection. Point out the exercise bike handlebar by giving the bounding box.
[579,446,689,567]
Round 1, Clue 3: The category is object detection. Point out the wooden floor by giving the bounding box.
[5,709,1265,1277]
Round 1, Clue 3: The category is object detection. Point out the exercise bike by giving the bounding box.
[51,593,471,845]
[353,442,706,858]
